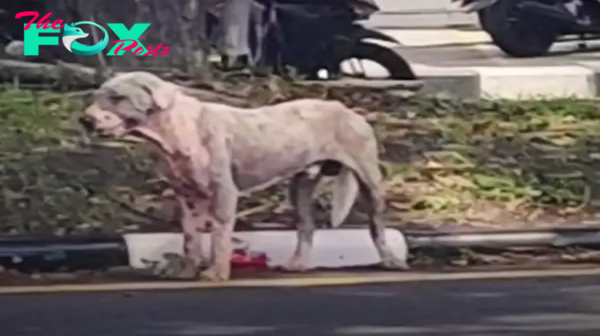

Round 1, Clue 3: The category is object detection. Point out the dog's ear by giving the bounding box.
[128,72,177,111]
[142,80,178,111]
[100,72,178,114]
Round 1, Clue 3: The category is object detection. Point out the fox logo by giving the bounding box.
[61,22,108,56]
[61,24,88,52]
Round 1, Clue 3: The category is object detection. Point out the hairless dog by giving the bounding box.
[79,71,407,281]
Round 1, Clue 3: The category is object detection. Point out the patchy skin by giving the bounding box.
[80,71,408,282]
[82,104,128,137]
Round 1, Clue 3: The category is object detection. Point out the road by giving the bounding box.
[393,36,600,68]
[364,3,600,70]
[399,44,600,66]
[3,274,600,336]
[352,25,600,79]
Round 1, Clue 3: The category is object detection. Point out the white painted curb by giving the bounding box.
[474,66,596,99]
[123,229,408,270]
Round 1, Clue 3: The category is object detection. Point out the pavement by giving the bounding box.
[387,30,600,67]
[3,272,600,336]
[368,0,477,28]
[359,27,600,99]
[355,2,600,99]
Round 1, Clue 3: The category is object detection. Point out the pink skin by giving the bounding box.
[82,72,408,282]
[83,101,235,281]
[82,105,128,137]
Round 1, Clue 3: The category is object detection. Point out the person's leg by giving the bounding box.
[219,0,252,69]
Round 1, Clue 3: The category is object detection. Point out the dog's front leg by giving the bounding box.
[180,196,209,268]
[157,196,210,279]
[199,177,238,282]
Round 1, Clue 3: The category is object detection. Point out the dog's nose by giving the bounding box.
[78,116,95,132]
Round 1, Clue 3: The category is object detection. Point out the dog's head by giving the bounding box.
[79,71,178,137]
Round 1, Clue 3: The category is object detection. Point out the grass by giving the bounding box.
[376,98,600,229]
[2,84,600,235]
[0,88,167,235]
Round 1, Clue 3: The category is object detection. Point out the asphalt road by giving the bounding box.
[3,274,600,336]
[394,40,600,68]
[368,0,600,65]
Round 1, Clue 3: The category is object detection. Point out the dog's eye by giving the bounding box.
[109,96,125,105]
[124,117,139,127]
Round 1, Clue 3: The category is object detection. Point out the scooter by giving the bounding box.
[454,0,600,57]
[208,0,417,79]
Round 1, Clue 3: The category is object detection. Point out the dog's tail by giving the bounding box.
[329,166,360,227]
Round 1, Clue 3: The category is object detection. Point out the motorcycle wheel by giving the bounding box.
[347,42,417,80]
[310,42,416,80]
[478,0,559,57]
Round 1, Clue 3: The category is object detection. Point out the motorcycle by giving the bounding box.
[454,0,600,57]
[207,0,417,79]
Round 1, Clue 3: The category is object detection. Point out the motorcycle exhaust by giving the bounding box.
[519,1,577,26]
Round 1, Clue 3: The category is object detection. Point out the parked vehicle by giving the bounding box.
[2,0,416,79]
[208,0,417,79]
[454,0,600,57]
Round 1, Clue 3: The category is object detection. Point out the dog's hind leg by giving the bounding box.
[329,165,360,228]
[282,169,322,272]
[356,166,409,270]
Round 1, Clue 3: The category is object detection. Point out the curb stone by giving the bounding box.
[579,61,600,96]
[413,64,480,99]
[3,227,600,274]
[124,230,409,270]
[3,267,600,294]
[472,66,597,99]
[0,230,410,273]
[339,63,599,100]
[407,63,600,100]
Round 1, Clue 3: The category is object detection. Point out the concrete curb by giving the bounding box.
[124,229,409,270]
[3,226,600,275]
[406,64,600,100]
[474,65,597,99]
[3,266,600,294]
[412,64,480,99]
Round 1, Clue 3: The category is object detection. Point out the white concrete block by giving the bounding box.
[375,0,463,12]
[473,66,596,99]
[377,29,490,47]
[123,229,408,270]
[366,12,478,29]
[367,0,477,28]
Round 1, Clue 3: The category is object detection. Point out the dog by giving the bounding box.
[79,71,408,281]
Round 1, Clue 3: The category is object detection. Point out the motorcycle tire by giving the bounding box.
[347,42,417,80]
[478,0,558,57]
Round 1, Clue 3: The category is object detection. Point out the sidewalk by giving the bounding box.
[366,27,600,99]
[368,0,477,28]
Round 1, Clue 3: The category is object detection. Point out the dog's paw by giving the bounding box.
[280,257,310,273]
[379,258,410,271]
[198,266,230,282]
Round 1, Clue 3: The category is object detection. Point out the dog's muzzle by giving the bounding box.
[79,115,96,133]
